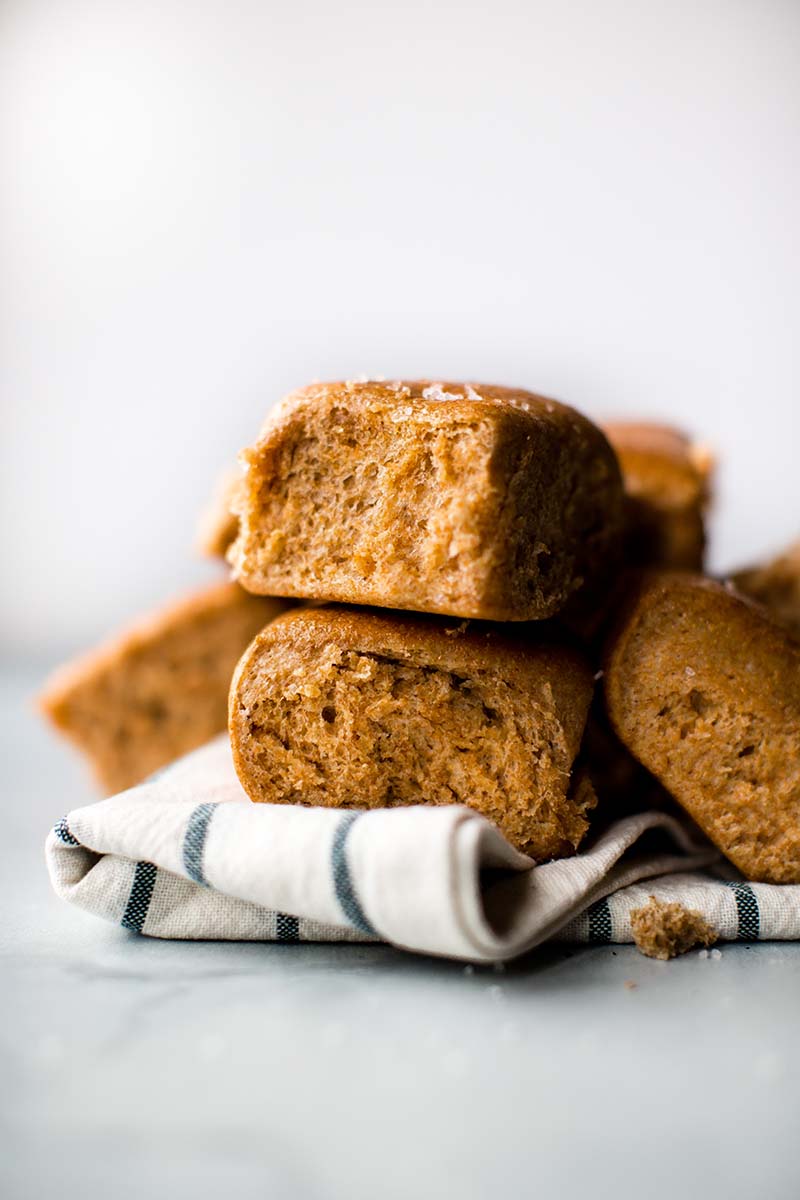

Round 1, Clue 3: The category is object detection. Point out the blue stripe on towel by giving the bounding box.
[331,813,376,936]
[54,816,79,846]
[727,881,760,940]
[276,914,300,942]
[182,802,218,887]
[587,896,613,943]
[121,862,157,933]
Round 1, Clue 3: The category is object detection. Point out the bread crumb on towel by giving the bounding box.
[630,896,718,960]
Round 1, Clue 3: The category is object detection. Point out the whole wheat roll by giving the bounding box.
[229,380,624,622]
[603,571,800,883]
[229,604,597,862]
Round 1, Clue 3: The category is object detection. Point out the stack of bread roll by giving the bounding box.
[40,381,800,884]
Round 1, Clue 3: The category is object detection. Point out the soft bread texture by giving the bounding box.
[604,572,800,883]
[40,581,288,793]
[230,380,624,621]
[602,422,713,570]
[732,539,800,641]
[230,605,597,861]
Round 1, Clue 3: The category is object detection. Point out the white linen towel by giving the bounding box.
[45,736,800,962]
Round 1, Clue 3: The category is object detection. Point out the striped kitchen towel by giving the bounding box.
[45,735,800,962]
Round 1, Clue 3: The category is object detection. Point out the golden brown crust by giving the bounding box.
[603,572,800,883]
[630,896,718,960]
[229,604,596,860]
[39,581,289,793]
[254,603,593,697]
[731,539,800,640]
[230,380,623,622]
[602,421,713,570]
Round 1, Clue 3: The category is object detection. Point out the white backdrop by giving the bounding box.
[1,0,798,657]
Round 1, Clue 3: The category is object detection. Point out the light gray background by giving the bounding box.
[2,0,799,658]
[2,7,800,1196]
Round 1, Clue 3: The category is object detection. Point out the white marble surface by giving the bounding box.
[3,663,800,1200]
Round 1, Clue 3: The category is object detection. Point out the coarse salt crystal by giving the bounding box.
[422,384,462,402]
